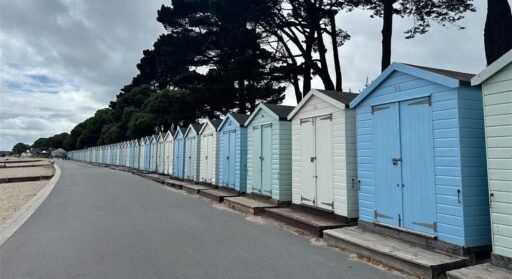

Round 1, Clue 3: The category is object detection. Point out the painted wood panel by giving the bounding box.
[199,121,219,185]
[246,105,292,202]
[217,114,248,192]
[480,60,512,258]
[353,64,490,248]
[291,93,358,217]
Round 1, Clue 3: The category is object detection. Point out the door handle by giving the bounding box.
[391,157,401,165]
[310,157,316,162]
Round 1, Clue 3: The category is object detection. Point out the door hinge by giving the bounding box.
[374,210,393,220]
[321,201,334,208]
[412,221,437,232]
[398,214,401,227]
[301,196,312,202]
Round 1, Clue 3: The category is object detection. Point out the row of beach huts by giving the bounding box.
[69,57,512,278]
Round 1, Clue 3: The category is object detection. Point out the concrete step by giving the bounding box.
[181,183,212,195]
[264,207,350,237]
[447,263,512,279]
[199,189,239,202]
[323,227,469,279]
[224,196,277,215]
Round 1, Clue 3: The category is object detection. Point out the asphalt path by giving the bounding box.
[0,160,402,279]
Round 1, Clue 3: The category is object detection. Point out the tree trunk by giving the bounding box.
[485,0,512,65]
[329,11,342,91]
[381,0,394,71]
[238,79,247,114]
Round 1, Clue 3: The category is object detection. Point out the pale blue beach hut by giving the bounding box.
[184,123,203,182]
[217,113,249,192]
[350,63,490,250]
[245,104,295,202]
[173,127,186,179]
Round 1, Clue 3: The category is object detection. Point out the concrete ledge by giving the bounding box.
[0,164,61,246]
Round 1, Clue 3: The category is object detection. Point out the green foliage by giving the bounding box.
[11,142,30,155]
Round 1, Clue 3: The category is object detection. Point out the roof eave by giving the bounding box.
[472,50,512,85]
[350,63,462,108]
[287,89,347,120]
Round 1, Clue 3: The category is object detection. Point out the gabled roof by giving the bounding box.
[350,62,475,108]
[174,127,186,139]
[288,89,357,120]
[163,130,174,141]
[218,113,250,130]
[472,49,512,85]
[156,132,164,142]
[199,119,222,134]
[245,103,295,125]
[185,123,204,137]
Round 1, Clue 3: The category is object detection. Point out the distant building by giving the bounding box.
[51,148,67,158]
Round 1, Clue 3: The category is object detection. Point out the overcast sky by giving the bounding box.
[0,0,506,150]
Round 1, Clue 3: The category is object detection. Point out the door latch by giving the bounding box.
[391,157,401,165]
[310,157,316,162]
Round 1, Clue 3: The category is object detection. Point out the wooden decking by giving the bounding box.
[264,207,351,237]
[199,189,239,202]
[446,263,512,279]
[323,227,469,279]
[181,183,212,194]
[224,196,277,215]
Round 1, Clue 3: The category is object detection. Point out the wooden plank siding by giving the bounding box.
[199,122,219,185]
[481,62,512,258]
[355,68,491,248]
[291,95,358,218]
[246,106,292,202]
[217,115,248,192]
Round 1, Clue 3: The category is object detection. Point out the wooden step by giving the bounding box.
[181,183,212,195]
[224,196,277,215]
[446,263,512,279]
[199,189,239,202]
[323,227,469,279]
[164,179,183,189]
[264,207,350,237]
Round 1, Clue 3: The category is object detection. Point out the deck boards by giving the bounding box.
[447,263,512,279]
[199,189,239,202]
[224,196,277,215]
[324,227,468,278]
[264,207,348,236]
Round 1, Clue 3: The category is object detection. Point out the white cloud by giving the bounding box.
[0,0,508,150]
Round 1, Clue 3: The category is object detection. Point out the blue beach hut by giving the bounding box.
[144,136,152,172]
[350,63,491,251]
[173,127,186,179]
[217,113,250,192]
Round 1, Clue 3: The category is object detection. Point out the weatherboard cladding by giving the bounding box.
[150,135,158,172]
[173,128,186,179]
[472,53,512,258]
[218,113,248,192]
[353,63,490,248]
[246,104,293,201]
[184,124,202,181]
[199,119,220,184]
[164,131,174,175]
[290,90,358,218]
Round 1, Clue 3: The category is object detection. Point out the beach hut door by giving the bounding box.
[373,99,435,235]
[300,118,316,206]
[253,124,273,195]
[316,115,334,210]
